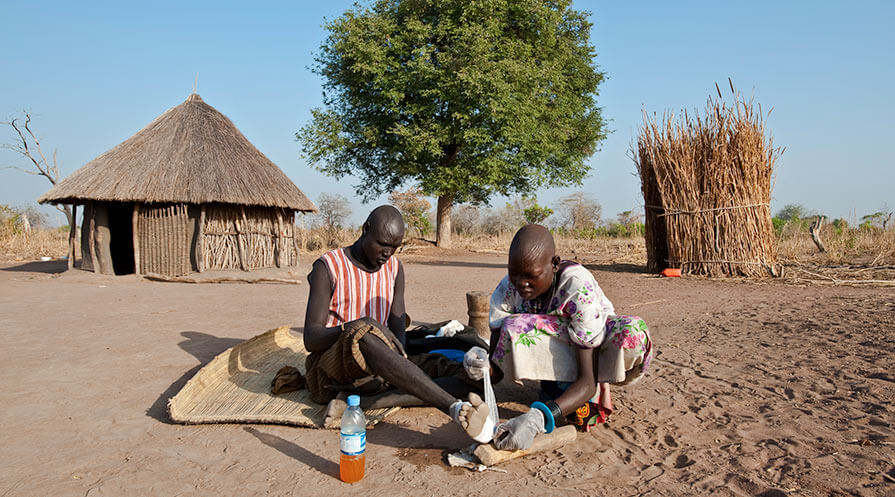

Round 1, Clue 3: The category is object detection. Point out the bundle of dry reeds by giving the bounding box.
[634,81,783,277]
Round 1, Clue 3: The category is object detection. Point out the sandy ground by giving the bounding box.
[0,253,893,497]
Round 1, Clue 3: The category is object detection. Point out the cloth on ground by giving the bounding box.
[271,366,305,395]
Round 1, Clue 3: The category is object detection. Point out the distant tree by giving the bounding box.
[314,193,352,248]
[2,112,72,226]
[831,218,849,232]
[861,206,892,230]
[616,209,642,227]
[388,187,431,237]
[451,204,481,235]
[523,203,554,225]
[860,212,890,231]
[775,203,809,221]
[297,0,607,248]
[558,192,601,232]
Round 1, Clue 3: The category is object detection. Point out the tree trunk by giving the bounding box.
[59,204,73,228]
[436,194,454,248]
[809,215,826,253]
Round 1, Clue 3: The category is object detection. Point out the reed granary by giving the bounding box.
[39,94,317,276]
[634,83,782,278]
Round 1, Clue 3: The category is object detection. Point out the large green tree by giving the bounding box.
[298,0,606,247]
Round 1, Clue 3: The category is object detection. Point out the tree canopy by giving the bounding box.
[298,0,607,246]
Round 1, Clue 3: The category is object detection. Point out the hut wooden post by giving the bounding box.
[68,204,77,270]
[132,204,141,275]
[241,207,251,269]
[235,210,247,271]
[292,211,300,266]
[276,210,285,268]
[197,206,205,273]
[85,203,99,272]
[93,203,114,275]
[67,204,77,268]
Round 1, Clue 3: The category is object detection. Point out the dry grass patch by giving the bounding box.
[0,227,68,262]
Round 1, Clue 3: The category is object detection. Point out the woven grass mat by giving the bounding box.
[167,325,400,428]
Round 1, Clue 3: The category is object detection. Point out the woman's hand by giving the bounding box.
[493,408,546,451]
[463,346,489,380]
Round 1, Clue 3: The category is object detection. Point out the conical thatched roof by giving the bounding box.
[39,94,317,211]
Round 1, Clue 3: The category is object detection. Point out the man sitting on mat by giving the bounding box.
[303,205,494,442]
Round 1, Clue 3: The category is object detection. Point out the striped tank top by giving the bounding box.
[319,247,399,327]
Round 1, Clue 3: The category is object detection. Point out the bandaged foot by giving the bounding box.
[323,392,348,429]
[450,393,495,443]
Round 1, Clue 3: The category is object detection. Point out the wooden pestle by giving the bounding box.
[474,425,578,466]
[466,291,491,339]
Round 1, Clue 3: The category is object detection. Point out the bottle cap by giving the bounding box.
[347,395,360,407]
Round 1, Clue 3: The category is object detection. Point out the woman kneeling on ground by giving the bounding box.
[466,224,654,451]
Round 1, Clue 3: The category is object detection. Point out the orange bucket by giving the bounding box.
[661,268,682,277]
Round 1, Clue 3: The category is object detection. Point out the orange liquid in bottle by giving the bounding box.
[340,453,365,483]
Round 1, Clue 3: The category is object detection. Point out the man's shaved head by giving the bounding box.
[509,224,555,265]
[364,205,405,239]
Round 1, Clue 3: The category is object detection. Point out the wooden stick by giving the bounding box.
[132,203,141,275]
[198,206,206,273]
[474,425,577,466]
[291,211,300,267]
[142,272,302,285]
[276,210,284,268]
[235,210,247,271]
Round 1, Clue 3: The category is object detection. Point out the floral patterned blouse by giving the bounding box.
[489,263,615,349]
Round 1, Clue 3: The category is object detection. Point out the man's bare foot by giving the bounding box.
[451,393,494,443]
[323,392,348,429]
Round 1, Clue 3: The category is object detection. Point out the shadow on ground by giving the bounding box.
[582,263,649,275]
[411,260,506,269]
[146,331,244,423]
[244,426,340,479]
[0,259,68,274]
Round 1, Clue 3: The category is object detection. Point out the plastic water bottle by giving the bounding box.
[339,395,366,483]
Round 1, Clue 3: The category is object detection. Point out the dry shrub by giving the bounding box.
[778,225,895,266]
[447,231,647,265]
[0,227,68,262]
[297,224,359,258]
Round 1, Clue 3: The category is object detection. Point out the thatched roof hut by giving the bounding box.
[40,93,317,276]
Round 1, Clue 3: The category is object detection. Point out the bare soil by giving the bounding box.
[1,252,892,496]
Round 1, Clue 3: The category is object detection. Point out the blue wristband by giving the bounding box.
[530,401,555,433]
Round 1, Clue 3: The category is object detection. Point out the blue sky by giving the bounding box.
[2,1,893,226]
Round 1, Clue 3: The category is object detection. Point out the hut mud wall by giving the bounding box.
[200,206,298,272]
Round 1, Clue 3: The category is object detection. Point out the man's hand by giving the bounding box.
[354,317,407,358]
[463,346,489,380]
[493,408,546,451]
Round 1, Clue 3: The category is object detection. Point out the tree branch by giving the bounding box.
[4,112,72,226]
[3,165,40,175]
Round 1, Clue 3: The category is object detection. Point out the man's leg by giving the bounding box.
[358,333,492,440]
[359,334,456,411]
